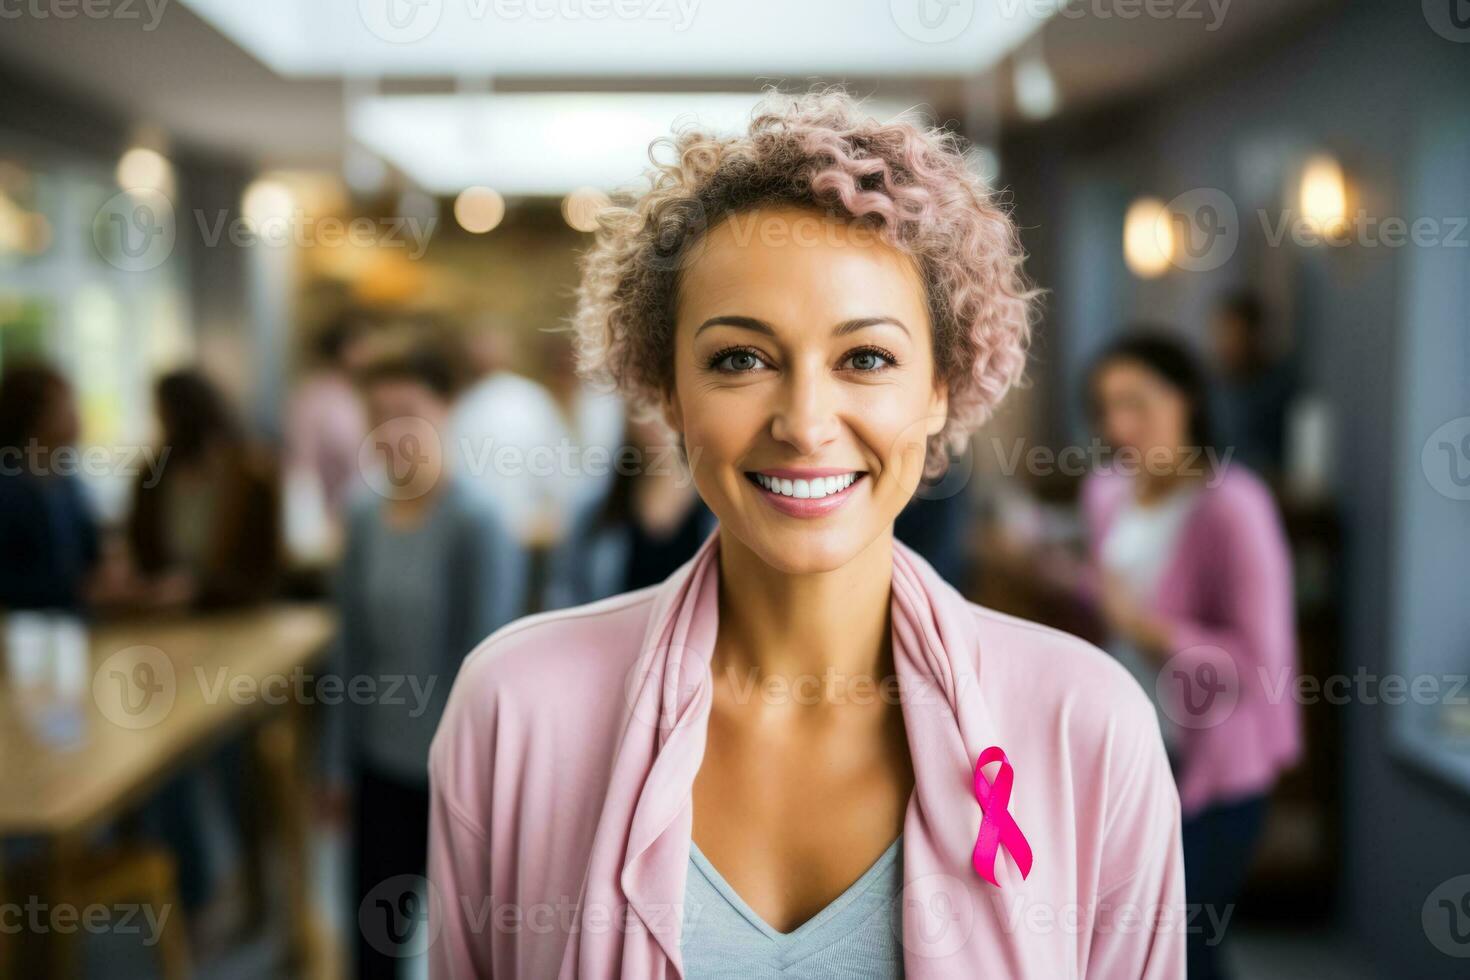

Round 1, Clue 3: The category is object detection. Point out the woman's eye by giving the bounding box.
[845,349,894,372]
[713,350,765,373]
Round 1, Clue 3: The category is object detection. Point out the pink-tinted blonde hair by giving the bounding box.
[571,86,1037,478]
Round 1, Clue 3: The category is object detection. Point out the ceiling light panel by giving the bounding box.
[181,0,1054,78]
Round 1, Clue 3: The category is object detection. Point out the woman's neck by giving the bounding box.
[1134,465,1201,505]
[713,530,896,689]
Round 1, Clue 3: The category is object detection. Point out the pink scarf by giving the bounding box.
[559,527,1035,977]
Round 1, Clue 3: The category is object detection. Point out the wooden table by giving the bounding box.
[0,603,336,978]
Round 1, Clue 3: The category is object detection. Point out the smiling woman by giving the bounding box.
[665,207,949,572]
[426,87,1186,979]
[572,91,1033,485]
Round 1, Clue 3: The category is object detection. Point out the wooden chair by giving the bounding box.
[81,844,192,980]
[6,842,191,980]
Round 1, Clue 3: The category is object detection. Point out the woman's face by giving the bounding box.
[664,207,947,574]
[1093,359,1191,463]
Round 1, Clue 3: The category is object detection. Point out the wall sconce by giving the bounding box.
[1297,153,1349,240]
[1123,197,1174,278]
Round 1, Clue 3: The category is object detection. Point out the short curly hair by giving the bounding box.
[571,86,1037,479]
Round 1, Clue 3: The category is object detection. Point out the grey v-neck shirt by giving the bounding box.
[680,837,906,978]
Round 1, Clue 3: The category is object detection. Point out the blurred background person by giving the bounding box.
[282,309,373,564]
[0,363,101,614]
[325,342,529,978]
[1079,331,1304,980]
[127,369,283,610]
[124,369,284,948]
[542,410,716,610]
[123,368,283,936]
[537,328,626,536]
[449,317,571,550]
[1209,289,1299,482]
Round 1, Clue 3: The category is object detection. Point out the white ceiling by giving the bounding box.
[178,0,1052,77]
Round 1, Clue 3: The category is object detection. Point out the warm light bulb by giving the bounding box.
[1299,154,1348,239]
[242,179,296,226]
[1123,197,1174,278]
[117,146,174,195]
[454,186,505,234]
[561,187,611,233]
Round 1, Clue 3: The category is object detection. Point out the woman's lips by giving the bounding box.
[744,470,867,518]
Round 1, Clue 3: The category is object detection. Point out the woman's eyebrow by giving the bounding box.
[695,315,774,337]
[694,315,911,338]
[835,316,910,338]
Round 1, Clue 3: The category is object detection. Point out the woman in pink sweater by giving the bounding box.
[1080,331,1304,980]
[426,90,1186,979]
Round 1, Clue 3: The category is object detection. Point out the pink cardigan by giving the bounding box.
[427,526,1185,978]
[1080,466,1304,818]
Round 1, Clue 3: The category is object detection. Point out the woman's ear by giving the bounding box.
[925,380,949,438]
[658,388,693,473]
[660,388,684,437]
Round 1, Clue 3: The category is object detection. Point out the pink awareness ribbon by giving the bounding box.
[971,746,1034,887]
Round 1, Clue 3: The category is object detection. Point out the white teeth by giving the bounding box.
[753,472,859,498]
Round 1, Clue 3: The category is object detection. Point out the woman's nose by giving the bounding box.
[769,367,840,456]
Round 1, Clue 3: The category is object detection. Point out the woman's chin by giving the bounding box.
[733,522,878,576]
